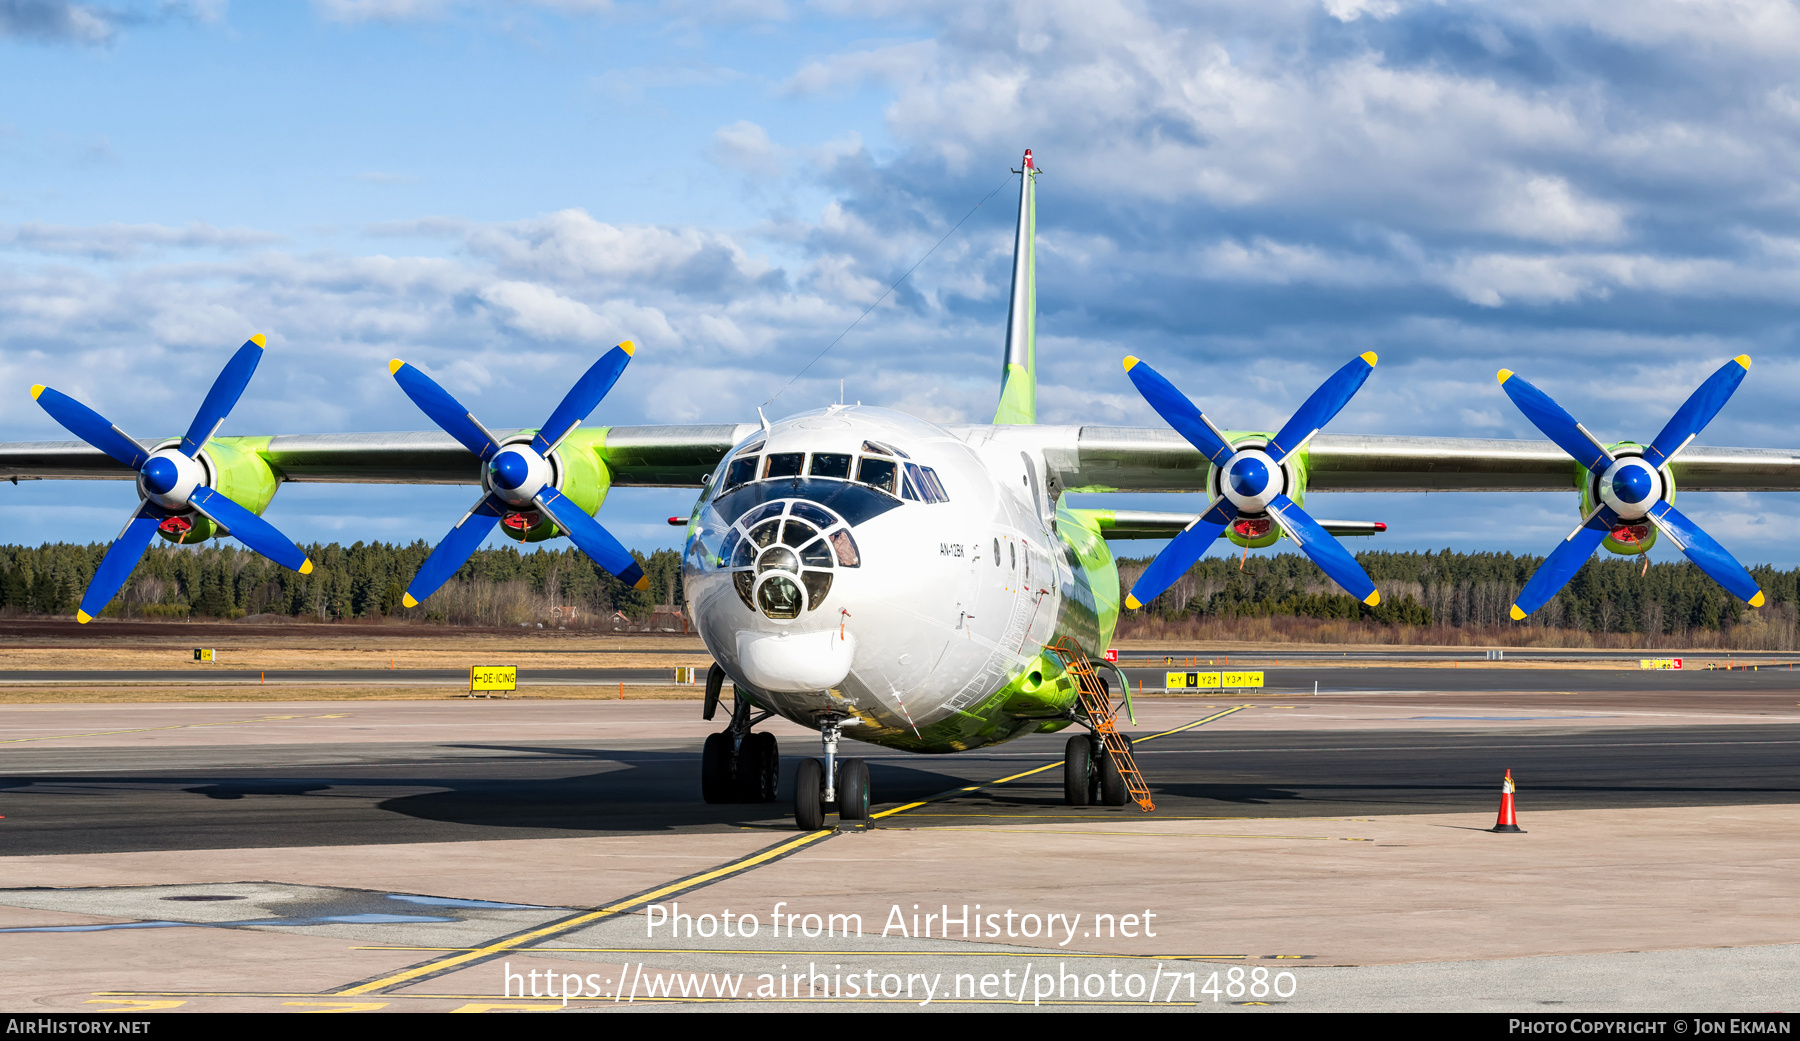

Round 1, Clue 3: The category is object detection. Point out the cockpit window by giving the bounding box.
[765,452,804,479]
[903,463,949,504]
[722,455,759,493]
[739,439,766,455]
[857,457,897,494]
[719,498,859,621]
[860,441,892,457]
[809,453,851,479]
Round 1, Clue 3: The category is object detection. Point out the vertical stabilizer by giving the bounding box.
[993,150,1038,425]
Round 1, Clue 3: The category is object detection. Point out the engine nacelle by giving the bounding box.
[1575,440,1676,557]
[1206,433,1312,549]
[496,428,613,543]
[150,436,282,545]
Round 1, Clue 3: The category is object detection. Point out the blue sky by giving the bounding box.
[4,0,1800,567]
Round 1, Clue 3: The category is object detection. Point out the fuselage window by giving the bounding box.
[1010,541,1016,570]
[810,453,851,479]
[765,453,804,479]
[857,457,897,494]
[723,455,759,493]
[993,538,1000,566]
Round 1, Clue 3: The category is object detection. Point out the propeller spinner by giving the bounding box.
[1498,356,1763,618]
[29,335,313,623]
[1121,352,1382,611]
[390,341,650,608]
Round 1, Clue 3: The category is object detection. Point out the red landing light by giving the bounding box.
[667,517,686,526]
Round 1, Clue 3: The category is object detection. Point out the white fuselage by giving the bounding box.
[680,406,1101,752]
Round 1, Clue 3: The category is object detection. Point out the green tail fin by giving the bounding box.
[994,149,1038,425]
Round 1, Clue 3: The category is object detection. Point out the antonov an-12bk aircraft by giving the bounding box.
[7,150,1799,829]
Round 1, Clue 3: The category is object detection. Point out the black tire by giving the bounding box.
[1064,734,1092,806]
[795,757,826,830]
[735,732,779,803]
[1099,744,1129,806]
[837,758,870,821]
[701,731,733,804]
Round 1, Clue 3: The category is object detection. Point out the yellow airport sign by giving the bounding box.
[1165,670,1263,689]
[1639,658,1684,670]
[470,665,517,692]
[193,648,216,662]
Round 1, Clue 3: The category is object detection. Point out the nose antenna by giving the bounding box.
[757,406,771,435]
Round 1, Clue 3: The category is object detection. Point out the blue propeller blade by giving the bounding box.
[1644,356,1750,468]
[1647,501,1764,606]
[1267,352,1377,464]
[1123,497,1237,610]
[75,502,166,623]
[389,361,502,462]
[536,486,649,590]
[29,386,148,470]
[531,342,634,455]
[1267,494,1380,604]
[188,486,312,574]
[1510,504,1619,619]
[181,336,264,457]
[1123,357,1234,467]
[1497,370,1612,474]
[402,493,507,607]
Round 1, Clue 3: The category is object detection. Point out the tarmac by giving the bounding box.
[2,680,1798,1012]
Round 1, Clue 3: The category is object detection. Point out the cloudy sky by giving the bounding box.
[5,0,1800,565]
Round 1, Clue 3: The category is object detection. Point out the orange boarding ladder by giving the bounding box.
[1049,639,1154,811]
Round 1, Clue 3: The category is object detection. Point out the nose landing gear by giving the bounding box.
[700,664,781,805]
[795,715,868,830]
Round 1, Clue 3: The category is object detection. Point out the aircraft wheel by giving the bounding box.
[1099,745,1129,806]
[735,732,779,803]
[701,731,733,804]
[794,757,827,830]
[1063,734,1092,806]
[837,758,870,821]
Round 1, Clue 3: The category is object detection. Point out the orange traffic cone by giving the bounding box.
[1491,769,1524,833]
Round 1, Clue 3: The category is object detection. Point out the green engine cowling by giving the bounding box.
[1575,440,1671,557]
[497,427,613,543]
[155,436,282,544]
[1212,432,1310,549]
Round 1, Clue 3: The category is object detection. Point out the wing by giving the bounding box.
[1084,509,1385,540]
[0,424,759,487]
[1044,427,1800,494]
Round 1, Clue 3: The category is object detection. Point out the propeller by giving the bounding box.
[1498,356,1763,618]
[29,335,312,623]
[391,341,649,608]
[1121,353,1382,610]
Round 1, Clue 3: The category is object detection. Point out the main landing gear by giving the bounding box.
[794,715,869,831]
[1063,675,1128,807]
[700,664,780,804]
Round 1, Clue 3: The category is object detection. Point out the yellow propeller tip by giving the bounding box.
[1736,354,1752,370]
[1124,595,1142,610]
[76,610,92,624]
[402,594,419,609]
[299,559,314,575]
[1360,351,1378,366]
[1497,369,1514,384]
[388,359,405,375]
[633,576,651,592]
[249,334,267,348]
[1750,591,1766,608]
[1122,356,1139,371]
[1510,605,1528,621]
[29,384,44,400]
[619,340,636,356]
[1363,590,1381,607]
